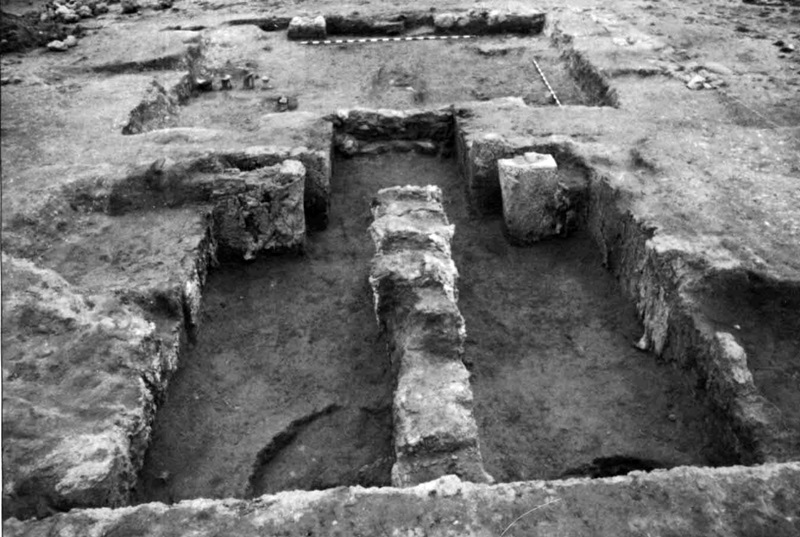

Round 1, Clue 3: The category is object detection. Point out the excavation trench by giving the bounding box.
[136,146,731,501]
[134,157,397,503]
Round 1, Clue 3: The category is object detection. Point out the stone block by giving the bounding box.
[287,16,326,40]
[499,152,570,243]
[211,160,306,260]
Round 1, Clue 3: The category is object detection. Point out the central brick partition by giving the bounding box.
[368,186,492,487]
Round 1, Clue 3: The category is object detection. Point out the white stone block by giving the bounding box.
[498,152,562,243]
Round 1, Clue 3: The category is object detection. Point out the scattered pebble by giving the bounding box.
[47,40,69,52]
[686,74,706,90]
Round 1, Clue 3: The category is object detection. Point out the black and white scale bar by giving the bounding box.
[300,35,477,46]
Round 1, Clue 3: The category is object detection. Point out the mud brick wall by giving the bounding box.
[368,185,492,487]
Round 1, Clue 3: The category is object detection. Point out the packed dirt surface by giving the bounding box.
[3,0,800,533]
[182,31,592,118]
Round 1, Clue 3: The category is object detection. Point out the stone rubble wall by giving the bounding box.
[432,9,545,36]
[368,185,492,487]
[109,144,330,236]
[217,145,332,231]
[210,160,306,260]
[5,464,799,536]
[329,108,455,157]
[231,9,544,38]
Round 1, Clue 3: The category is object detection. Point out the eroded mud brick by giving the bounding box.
[287,16,326,40]
[211,159,306,260]
[499,152,570,243]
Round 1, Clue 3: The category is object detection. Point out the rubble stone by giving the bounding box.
[46,39,68,51]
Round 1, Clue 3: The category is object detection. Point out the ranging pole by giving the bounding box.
[531,56,562,107]
[300,35,477,46]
